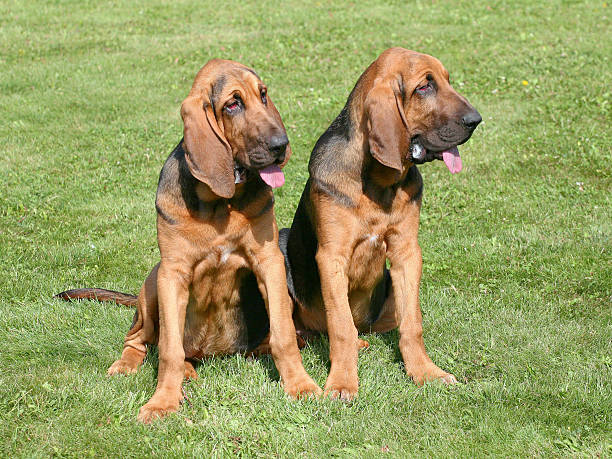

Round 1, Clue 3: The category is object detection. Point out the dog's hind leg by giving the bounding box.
[183,359,198,380]
[108,264,160,375]
[369,288,398,334]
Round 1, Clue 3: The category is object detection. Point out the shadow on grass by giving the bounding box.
[291,328,405,373]
[96,302,408,388]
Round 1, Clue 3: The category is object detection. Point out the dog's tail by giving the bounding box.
[54,288,137,307]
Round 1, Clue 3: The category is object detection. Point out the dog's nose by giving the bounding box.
[269,134,289,157]
[462,110,482,130]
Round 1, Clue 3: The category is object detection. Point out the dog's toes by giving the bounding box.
[107,359,139,376]
[335,388,355,401]
[137,393,182,424]
[408,364,457,387]
[283,377,322,399]
[324,387,358,402]
[137,402,179,424]
[324,379,358,402]
[183,361,198,380]
[357,339,370,350]
[440,372,457,385]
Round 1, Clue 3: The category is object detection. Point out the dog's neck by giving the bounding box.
[366,157,413,188]
[194,178,255,204]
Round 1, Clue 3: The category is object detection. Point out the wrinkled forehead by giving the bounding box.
[211,68,262,103]
[407,53,449,81]
[384,51,449,83]
[191,62,262,103]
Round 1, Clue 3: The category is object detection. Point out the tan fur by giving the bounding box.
[288,48,481,399]
[107,60,320,423]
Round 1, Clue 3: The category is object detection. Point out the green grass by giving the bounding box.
[1,0,610,456]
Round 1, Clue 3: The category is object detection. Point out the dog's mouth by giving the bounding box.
[257,163,285,188]
[409,137,462,174]
[234,162,285,188]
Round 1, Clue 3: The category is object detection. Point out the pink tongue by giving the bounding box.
[442,146,462,174]
[258,165,285,188]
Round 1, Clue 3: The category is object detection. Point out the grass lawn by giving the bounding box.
[1,0,610,456]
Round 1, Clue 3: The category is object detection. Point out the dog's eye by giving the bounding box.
[416,82,433,94]
[260,89,267,105]
[225,95,242,113]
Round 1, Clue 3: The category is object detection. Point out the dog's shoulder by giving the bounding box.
[157,141,190,199]
[155,141,199,223]
[306,105,363,208]
[308,105,353,180]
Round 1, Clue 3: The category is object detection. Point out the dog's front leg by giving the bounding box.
[137,260,191,423]
[387,216,457,386]
[315,247,359,400]
[255,248,322,398]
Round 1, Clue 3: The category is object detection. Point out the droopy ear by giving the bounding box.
[181,94,235,198]
[365,82,410,171]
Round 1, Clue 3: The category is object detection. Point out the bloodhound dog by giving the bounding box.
[280,48,481,400]
[57,59,321,422]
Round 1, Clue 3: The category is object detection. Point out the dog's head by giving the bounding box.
[364,48,481,174]
[181,59,291,198]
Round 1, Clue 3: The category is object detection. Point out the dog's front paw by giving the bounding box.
[137,398,180,424]
[107,358,139,375]
[107,348,145,375]
[437,372,457,385]
[283,376,322,399]
[408,363,457,386]
[324,376,358,401]
[324,385,358,401]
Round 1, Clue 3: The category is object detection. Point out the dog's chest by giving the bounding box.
[190,240,250,297]
[183,244,259,357]
[346,193,413,290]
[347,214,388,288]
